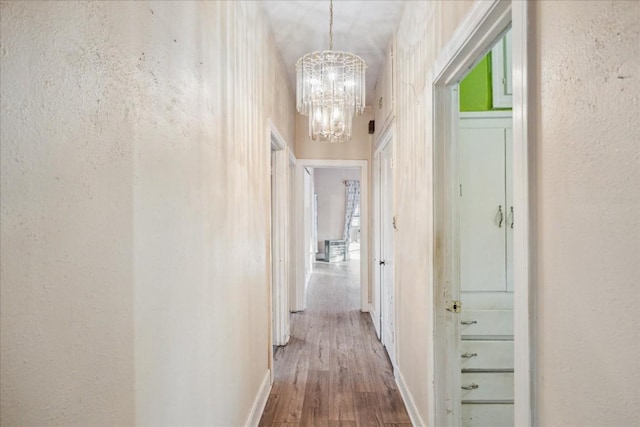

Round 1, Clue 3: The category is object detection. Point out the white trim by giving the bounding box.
[269,119,287,151]
[459,110,512,120]
[288,152,297,317]
[294,159,369,313]
[512,1,534,425]
[372,123,394,345]
[396,369,426,427]
[244,370,272,427]
[269,120,290,350]
[491,31,513,108]
[433,0,511,86]
[430,0,533,425]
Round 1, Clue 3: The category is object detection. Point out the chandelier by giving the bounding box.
[295,0,367,143]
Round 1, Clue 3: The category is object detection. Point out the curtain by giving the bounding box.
[343,180,360,244]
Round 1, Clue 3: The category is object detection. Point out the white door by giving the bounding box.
[373,153,382,338]
[380,142,396,368]
[459,127,507,292]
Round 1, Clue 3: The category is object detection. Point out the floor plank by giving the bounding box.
[258,259,410,426]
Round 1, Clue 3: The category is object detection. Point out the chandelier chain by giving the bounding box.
[329,0,333,50]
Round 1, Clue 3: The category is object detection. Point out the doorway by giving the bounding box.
[269,122,291,357]
[431,1,533,426]
[373,126,396,370]
[293,160,369,314]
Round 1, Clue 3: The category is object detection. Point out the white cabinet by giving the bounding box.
[459,114,513,293]
[492,30,512,108]
[458,112,514,426]
[374,40,394,134]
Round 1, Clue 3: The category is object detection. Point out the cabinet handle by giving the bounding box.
[462,383,479,390]
[497,205,504,228]
[510,206,514,229]
[461,353,478,358]
[378,97,383,109]
[461,320,477,325]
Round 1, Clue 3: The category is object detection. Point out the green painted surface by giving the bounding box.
[460,53,492,111]
[459,52,512,112]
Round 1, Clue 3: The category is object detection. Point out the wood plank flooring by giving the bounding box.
[259,259,411,427]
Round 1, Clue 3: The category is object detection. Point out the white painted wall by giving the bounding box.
[390,0,640,425]
[533,1,640,425]
[314,168,360,252]
[0,1,294,426]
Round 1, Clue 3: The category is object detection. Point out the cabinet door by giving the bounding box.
[459,128,507,292]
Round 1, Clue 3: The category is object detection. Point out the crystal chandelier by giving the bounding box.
[295,0,367,143]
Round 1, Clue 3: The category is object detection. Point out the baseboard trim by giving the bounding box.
[368,303,380,339]
[245,370,271,427]
[396,368,426,427]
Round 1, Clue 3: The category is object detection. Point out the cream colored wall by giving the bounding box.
[391,0,639,425]
[392,1,475,423]
[294,108,372,161]
[0,1,294,426]
[533,1,640,425]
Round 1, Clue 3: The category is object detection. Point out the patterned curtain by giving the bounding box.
[343,180,361,244]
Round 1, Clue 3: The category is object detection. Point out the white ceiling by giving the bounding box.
[261,0,406,106]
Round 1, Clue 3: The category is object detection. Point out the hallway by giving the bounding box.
[259,260,410,426]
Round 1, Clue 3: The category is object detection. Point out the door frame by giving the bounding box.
[293,159,369,313]
[268,119,291,363]
[377,130,396,369]
[430,1,534,426]
[372,123,394,343]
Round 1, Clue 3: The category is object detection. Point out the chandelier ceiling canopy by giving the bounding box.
[295,0,367,143]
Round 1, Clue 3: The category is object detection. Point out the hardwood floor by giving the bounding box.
[259,259,411,427]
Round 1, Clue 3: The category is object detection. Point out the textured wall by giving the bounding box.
[533,1,640,425]
[391,0,640,425]
[392,1,475,423]
[0,1,294,426]
[0,2,136,425]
